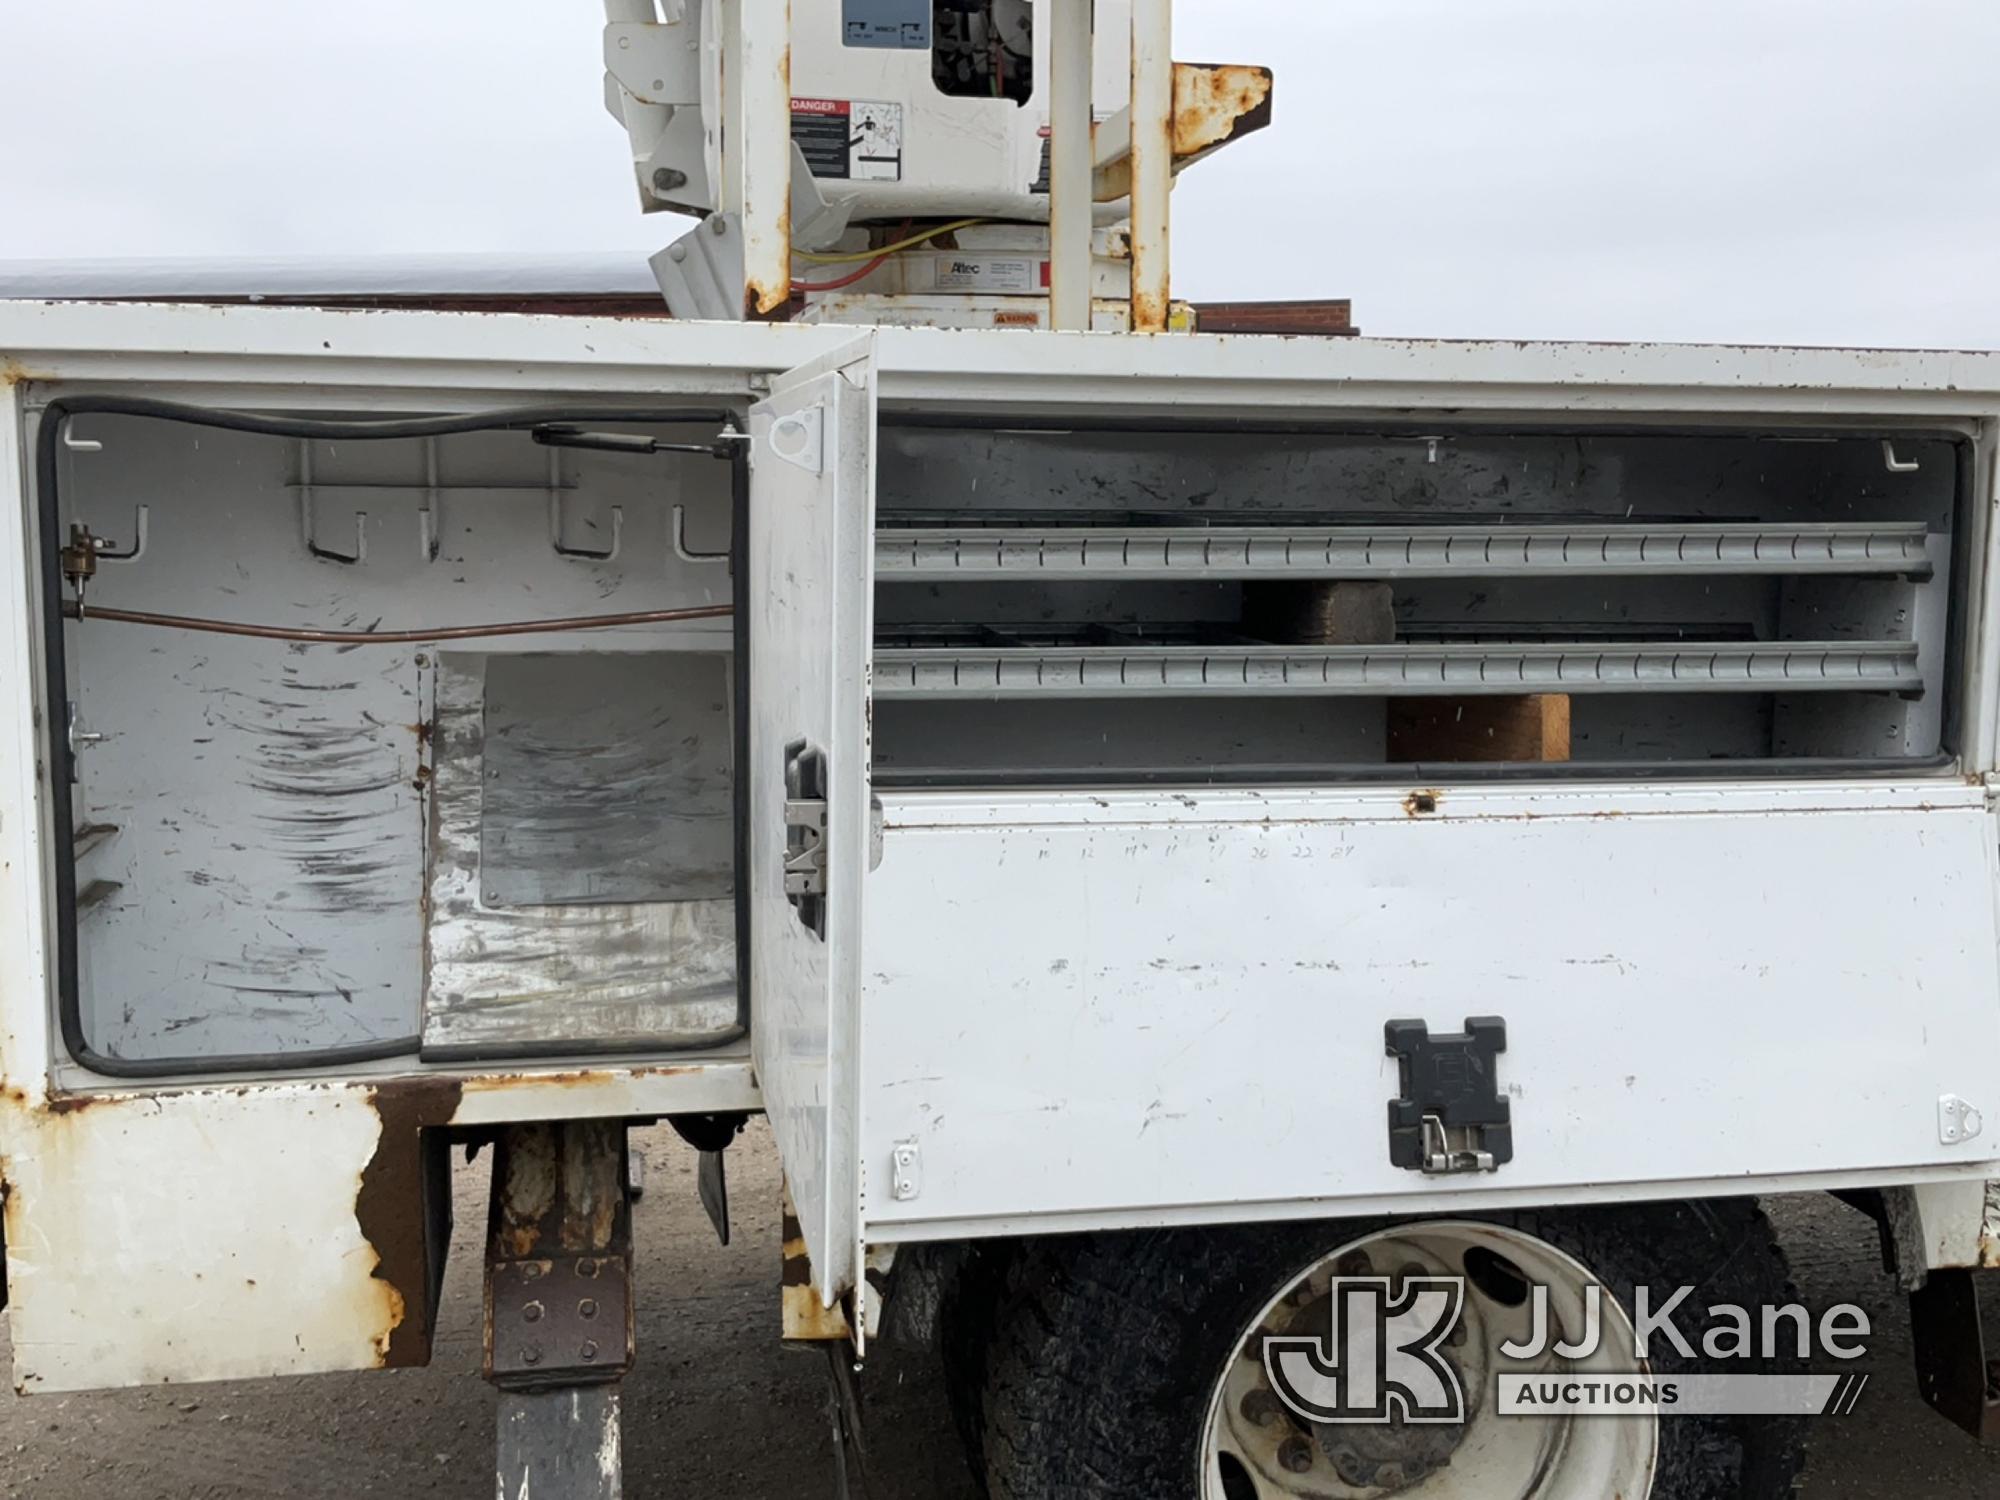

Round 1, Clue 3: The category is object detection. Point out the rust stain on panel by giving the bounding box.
[1097,63,1276,201]
[1402,789,1442,817]
[1131,286,1170,336]
[456,1061,713,1097]
[492,1123,561,1258]
[780,1192,850,1340]
[746,33,795,319]
[1170,63,1273,156]
[356,1076,463,1367]
[3,1083,410,1390]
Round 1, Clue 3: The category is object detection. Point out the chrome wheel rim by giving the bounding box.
[1199,1219,1659,1499]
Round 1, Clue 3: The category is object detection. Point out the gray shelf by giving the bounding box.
[874,521,1935,582]
[872,640,1923,700]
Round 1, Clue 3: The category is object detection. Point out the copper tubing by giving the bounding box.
[62,599,731,644]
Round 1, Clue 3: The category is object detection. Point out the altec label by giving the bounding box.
[934,256,1038,293]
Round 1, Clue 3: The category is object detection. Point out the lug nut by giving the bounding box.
[1277,1436,1313,1474]
[1237,1389,1283,1427]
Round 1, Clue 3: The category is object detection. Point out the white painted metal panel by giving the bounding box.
[0,379,54,1095]
[747,339,876,1304]
[860,782,2000,1233]
[4,306,2000,1387]
[0,1061,767,1395]
[5,1085,397,1393]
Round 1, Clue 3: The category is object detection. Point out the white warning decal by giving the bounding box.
[790,98,904,182]
[935,256,1038,292]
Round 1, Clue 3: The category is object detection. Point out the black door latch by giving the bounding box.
[1385,1016,1512,1174]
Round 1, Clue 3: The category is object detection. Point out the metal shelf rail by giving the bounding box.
[873,521,1935,582]
[871,640,1924,700]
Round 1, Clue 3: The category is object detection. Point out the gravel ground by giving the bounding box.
[1,1121,1995,1498]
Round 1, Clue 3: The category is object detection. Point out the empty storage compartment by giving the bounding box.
[870,424,1962,785]
[46,404,744,1071]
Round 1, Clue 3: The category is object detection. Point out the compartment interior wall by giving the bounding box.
[57,413,740,1067]
[872,425,1962,783]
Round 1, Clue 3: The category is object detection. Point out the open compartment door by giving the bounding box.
[747,337,877,1306]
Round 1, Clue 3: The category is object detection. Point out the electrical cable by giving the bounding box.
[790,254,897,294]
[791,217,988,263]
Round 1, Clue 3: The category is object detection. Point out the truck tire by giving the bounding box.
[951,1200,1805,1500]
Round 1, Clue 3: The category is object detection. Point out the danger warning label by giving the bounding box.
[791,98,904,182]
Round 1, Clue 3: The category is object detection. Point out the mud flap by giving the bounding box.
[1911,1268,2000,1441]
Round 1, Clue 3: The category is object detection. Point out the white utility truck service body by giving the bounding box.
[7,2,2000,1495]
[5,303,2000,1499]
[6,301,2000,1334]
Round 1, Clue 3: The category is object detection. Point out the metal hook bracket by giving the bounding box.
[672,504,730,565]
[418,436,442,562]
[546,448,623,562]
[1882,440,1922,474]
[93,505,149,563]
[297,440,366,564]
[61,420,104,454]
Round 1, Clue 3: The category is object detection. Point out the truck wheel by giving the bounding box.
[958,1200,1804,1499]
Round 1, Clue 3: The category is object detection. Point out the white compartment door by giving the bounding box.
[747,338,876,1305]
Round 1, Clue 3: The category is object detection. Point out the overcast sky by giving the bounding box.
[4,1,1996,348]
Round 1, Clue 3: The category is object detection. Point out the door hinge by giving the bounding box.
[1940,1094,1985,1146]
[890,1140,921,1201]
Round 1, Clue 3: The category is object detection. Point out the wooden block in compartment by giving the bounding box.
[1387,694,1573,764]
[1250,580,1396,645]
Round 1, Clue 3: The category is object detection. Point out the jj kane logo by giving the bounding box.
[1265,1275,1873,1423]
[1263,1277,1468,1424]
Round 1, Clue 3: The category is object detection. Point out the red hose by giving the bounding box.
[790,252,893,294]
[791,219,913,295]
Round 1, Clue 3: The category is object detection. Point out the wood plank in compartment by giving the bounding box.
[1387,694,1572,763]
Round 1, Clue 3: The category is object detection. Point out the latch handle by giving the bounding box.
[782,739,829,939]
[1385,1017,1513,1175]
